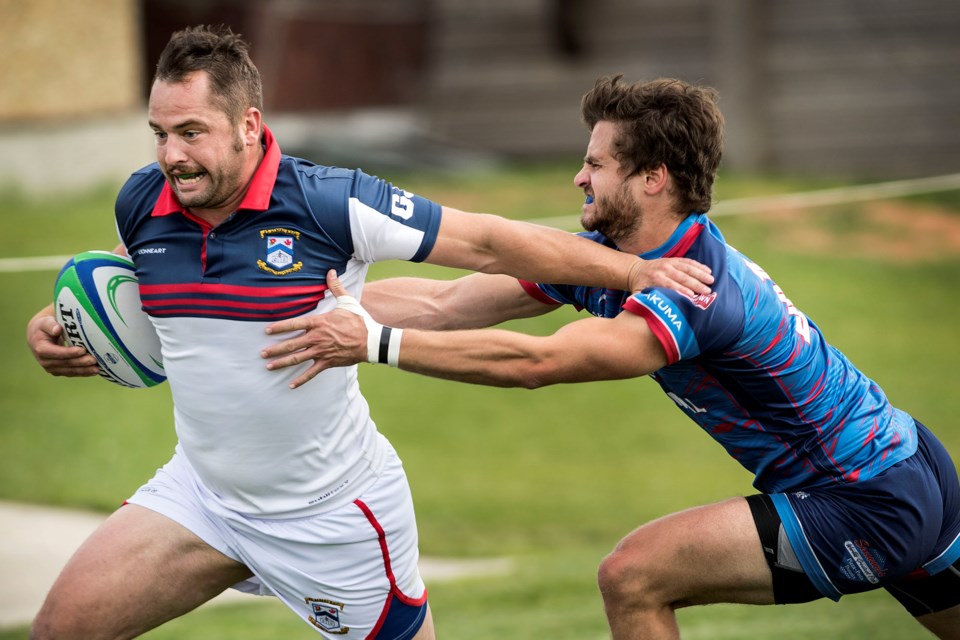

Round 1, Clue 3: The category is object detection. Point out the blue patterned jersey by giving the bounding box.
[521,213,917,493]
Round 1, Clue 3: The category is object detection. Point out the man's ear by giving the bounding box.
[241,107,262,146]
[642,164,669,196]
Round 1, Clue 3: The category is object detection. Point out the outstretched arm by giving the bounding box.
[362,273,551,330]
[426,207,712,296]
[264,270,667,389]
[395,309,665,388]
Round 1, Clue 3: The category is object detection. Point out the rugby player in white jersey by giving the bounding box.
[25,26,712,639]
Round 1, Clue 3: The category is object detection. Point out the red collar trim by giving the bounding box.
[151,125,281,217]
[663,221,705,258]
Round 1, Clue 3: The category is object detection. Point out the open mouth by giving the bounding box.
[174,172,206,185]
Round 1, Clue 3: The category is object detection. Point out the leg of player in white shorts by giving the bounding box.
[30,503,254,639]
[31,443,435,639]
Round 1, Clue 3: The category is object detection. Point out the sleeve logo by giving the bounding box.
[390,190,415,220]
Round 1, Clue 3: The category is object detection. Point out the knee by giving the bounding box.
[31,606,65,640]
[31,592,104,640]
[31,597,75,640]
[597,542,663,610]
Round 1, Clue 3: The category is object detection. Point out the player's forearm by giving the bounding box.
[475,215,638,291]
[364,274,546,330]
[362,278,496,330]
[362,278,451,328]
[397,328,554,388]
[386,314,659,388]
[431,210,638,292]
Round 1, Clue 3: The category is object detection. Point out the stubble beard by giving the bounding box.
[171,134,247,211]
[582,185,642,245]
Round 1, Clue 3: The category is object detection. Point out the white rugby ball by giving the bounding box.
[54,251,166,388]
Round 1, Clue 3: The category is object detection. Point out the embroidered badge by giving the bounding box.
[687,291,718,310]
[266,235,294,268]
[257,227,303,275]
[305,597,349,634]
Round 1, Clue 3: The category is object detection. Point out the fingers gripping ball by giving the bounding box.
[54,251,166,388]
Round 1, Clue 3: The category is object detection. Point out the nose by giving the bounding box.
[574,166,589,189]
[158,135,189,167]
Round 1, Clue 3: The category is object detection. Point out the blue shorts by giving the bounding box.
[769,421,960,603]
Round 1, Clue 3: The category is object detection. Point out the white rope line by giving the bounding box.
[528,172,960,230]
[0,254,73,273]
[4,173,960,273]
[712,172,960,216]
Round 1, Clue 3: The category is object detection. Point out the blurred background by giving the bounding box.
[3,0,960,195]
[2,2,960,638]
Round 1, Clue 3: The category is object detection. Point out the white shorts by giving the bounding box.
[127,442,428,638]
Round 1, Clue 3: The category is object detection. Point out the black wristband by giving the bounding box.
[378,327,393,365]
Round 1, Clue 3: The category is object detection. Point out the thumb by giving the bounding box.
[42,314,64,337]
[327,269,372,322]
[326,269,352,298]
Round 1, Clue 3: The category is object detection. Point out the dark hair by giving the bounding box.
[581,75,723,214]
[154,25,263,124]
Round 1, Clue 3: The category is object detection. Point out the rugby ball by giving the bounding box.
[54,251,165,388]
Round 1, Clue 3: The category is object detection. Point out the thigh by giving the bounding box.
[610,496,775,607]
[886,555,960,617]
[33,504,252,639]
[916,603,960,639]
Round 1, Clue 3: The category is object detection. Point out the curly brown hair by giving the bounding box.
[154,25,263,125]
[581,75,723,214]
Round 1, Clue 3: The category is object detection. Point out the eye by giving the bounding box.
[152,130,167,141]
[183,130,200,140]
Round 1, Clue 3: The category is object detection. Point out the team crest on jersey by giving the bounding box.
[305,597,349,634]
[257,227,303,275]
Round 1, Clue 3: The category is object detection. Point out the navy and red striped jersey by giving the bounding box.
[112,126,444,517]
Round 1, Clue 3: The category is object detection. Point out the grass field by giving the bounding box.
[1,163,958,639]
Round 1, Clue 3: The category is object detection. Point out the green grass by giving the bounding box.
[1,165,958,639]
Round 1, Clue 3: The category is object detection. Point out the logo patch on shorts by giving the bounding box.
[840,539,887,584]
[306,597,349,634]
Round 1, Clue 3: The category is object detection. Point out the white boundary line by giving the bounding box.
[4,173,960,274]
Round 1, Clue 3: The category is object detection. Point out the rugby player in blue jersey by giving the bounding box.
[265,76,960,639]
[25,29,714,640]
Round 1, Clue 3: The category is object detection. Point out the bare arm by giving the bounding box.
[396,311,666,388]
[426,207,712,296]
[364,206,715,329]
[362,273,552,330]
[264,270,667,389]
